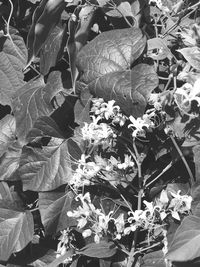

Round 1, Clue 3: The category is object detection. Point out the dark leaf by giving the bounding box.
[26,0,49,62]
[19,138,81,191]
[26,116,64,142]
[99,259,111,267]
[74,88,92,126]
[0,205,34,261]
[27,0,66,65]
[77,241,117,258]
[40,23,68,75]
[67,5,95,92]
[0,29,27,105]
[39,191,76,235]
[166,215,200,262]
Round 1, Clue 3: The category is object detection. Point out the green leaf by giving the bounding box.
[40,24,68,75]
[26,116,64,142]
[141,250,166,267]
[0,205,34,261]
[76,28,158,117]
[19,138,81,191]
[0,29,27,105]
[39,191,76,235]
[0,115,16,157]
[177,47,200,70]
[77,241,117,258]
[12,72,64,144]
[166,215,200,262]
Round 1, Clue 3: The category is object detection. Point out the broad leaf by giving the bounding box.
[12,72,64,143]
[77,27,146,78]
[26,116,64,142]
[39,191,76,235]
[40,24,68,75]
[0,29,27,105]
[90,64,158,117]
[177,47,200,70]
[19,138,81,191]
[77,241,117,258]
[0,115,16,157]
[76,28,158,117]
[0,205,34,261]
[166,215,200,262]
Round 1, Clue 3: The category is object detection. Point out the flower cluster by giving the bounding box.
[70,154,136,188]
[128,111,155,139]
[90,98,127,126]
[66,190,192,245]
[175,76,200,111]
[67,192,126,243]
[81,116,116,147]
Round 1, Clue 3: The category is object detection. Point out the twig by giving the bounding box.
[145,161,173,188]
[170,135,194,185]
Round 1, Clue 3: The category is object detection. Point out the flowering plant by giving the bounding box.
[0,0,200,267]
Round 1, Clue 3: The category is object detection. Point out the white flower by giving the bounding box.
[169,190,192,220]
[175,78,200,107]
[128,115,154,138]
[117,154,134,170]
[91,98,126,126]
[81,116,116,146]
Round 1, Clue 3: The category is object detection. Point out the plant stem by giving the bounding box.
[170,135,194,185]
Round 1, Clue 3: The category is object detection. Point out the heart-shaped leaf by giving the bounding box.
[76,28,158,117]
[0,29,27,105]
[166,215,200,262]
[12,72,64,143]
[39,191,76,235]
[19,138,81,191]
[0,204,34,261]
